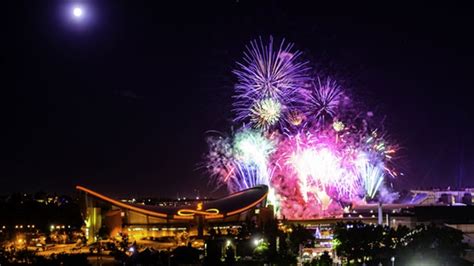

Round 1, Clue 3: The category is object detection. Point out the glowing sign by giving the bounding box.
[177,202,220,217]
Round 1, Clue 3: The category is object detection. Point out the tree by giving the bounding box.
[333,222,410,264]
[288,224,315,256]
[253,240,270,261]
[318,251,332,266]
[224,245,235,265]
[97,225,109,240]
[334,222,469,265]
[204,238,222,266]
[396,224,469,265]
[262,217,279,261]
[172,244,200,265]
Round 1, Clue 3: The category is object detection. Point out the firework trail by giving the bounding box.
[356,154,385,200]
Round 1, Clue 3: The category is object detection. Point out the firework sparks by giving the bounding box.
[233,37,310,128]
[205,128,275,193]
[356,153,385,200]
[290,147,341,201]
[272,130,362,211]
[233,128,275,167]
[204,134,235,186]
[305,78,345,125]
[249,98,283,129]
[204,37,399,219]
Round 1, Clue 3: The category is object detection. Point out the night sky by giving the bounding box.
[4,1,474,198]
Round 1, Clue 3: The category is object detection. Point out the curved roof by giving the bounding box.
[76,185,268,220]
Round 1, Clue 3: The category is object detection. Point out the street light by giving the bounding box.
[253,238,263,247]
[253,238,259,246]
[391,256,395,266]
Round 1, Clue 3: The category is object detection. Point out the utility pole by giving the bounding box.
[377,203,383,225]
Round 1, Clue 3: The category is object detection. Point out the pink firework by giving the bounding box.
[270,129,367,218]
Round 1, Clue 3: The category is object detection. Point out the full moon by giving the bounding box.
[73,7,83,17]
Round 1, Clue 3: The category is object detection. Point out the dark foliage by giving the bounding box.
[334,222,469,265]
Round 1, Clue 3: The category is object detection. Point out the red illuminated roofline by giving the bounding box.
[227,191,268,216]
[76,185,268,219]
[76,186,168,218]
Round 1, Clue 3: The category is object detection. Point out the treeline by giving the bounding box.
[0,194,83,232]
[334,221,470,265]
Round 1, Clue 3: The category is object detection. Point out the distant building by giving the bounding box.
[409,188,474,205]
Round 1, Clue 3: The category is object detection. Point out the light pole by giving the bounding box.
[391,256,395,266]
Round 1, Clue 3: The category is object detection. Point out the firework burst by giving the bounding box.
[204,134,234,187]
[304,77,345,125]
[233,128,275,167]
[271,130,361,205]
[205,128,275,193]
[233,37,310,128]
[204,37,400,219]
[249,98,283,129]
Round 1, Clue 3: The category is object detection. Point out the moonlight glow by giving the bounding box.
[73,7,83,17]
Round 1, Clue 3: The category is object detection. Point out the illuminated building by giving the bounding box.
[77,184,474,258]
[76,185,270,243]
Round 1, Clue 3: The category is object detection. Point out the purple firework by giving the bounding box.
[233,37,310,128]
[304,77,345,125]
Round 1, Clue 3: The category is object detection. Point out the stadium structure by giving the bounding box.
[76,185,474,254]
